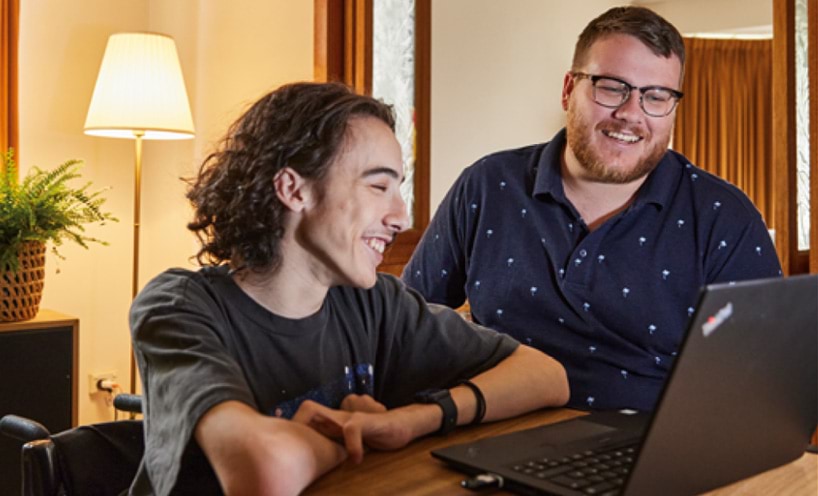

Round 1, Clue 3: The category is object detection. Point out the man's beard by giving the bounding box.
[566,105,670,184]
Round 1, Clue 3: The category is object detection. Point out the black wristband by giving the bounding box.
[459,380,486,425]
[414,389,458,435]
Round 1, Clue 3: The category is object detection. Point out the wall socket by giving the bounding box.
[88,371,118,394]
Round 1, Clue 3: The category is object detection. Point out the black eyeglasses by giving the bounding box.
[572,72,684,117]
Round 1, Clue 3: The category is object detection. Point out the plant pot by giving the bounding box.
[0,241,47,322]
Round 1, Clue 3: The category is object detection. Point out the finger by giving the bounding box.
[340,394,360,411]
[309,415,345,439]
[363,397,387,413]
[341,394,387,413]
[293,401,348,440]
[291,399,321,424]
[342,420,365,464]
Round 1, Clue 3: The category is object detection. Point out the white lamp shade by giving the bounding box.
[84,32,195,140]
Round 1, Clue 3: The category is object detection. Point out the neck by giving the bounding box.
[233,252,329,319]
[561,148,648,231]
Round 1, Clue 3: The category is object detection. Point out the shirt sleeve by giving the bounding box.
[373,275,519,407]
[129,270,257,496]
[402,168,473,308]
[703,195,782,284]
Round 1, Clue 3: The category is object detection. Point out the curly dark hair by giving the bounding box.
[572,6,685,78]
[187,82,395,273]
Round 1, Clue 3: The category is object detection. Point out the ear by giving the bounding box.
[561,71,575,111]
[274,167,313,212]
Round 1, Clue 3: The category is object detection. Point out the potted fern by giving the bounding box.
[0,149,117,322]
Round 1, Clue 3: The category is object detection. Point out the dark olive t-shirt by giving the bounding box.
[128,267,518,495]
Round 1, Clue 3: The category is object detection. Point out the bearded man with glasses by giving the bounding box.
[404,6,781,413]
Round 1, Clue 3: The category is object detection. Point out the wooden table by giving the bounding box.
[304,408,818,495]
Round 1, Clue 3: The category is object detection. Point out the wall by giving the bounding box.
[429,0,624,210]
[18,0,313,425]
[638,0,771,34]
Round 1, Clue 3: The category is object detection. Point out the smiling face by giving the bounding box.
[297,116,409,289]
[562,34,682,184]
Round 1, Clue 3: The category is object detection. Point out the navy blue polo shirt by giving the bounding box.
[403,129,781,412]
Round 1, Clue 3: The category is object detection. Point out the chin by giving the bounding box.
[355,277,379,289]
[344,270,378,289]
[581,151,660,184]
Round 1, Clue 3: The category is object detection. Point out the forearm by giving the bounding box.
[282,347,568,462]
[196,401,346,496]
[388,346,568,441]
[452,345,569,424]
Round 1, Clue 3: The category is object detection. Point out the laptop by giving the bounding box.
[433,274,818,496]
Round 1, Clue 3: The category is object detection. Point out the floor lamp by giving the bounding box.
[84,32,195,393]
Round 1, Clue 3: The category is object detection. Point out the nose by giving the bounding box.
[612,89,643,121]
[386,192,410,234]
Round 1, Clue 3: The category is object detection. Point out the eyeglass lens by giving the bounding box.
[593,77,677,117]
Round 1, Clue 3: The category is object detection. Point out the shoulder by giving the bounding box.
[462,143,547,180]
[666,151,764,219]
[130,267,230,327]
[134,267,225,305]
[448,143,548,204]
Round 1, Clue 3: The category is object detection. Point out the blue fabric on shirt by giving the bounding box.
[402,129,782,412]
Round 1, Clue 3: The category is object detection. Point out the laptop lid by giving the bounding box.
[432,274,818,496]
[625,274,818,495]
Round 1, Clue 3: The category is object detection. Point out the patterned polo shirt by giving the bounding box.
[402,129,782,412]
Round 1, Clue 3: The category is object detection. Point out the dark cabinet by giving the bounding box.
[0,310,78,494]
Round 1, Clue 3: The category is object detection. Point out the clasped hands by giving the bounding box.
[291,394,420,464]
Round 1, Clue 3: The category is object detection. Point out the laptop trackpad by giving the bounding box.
[538,419,617,447]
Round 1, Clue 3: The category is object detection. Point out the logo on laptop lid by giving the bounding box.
[701,302,733,337]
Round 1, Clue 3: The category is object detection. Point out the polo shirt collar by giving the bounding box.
[532,127,678,211]
[630,150,679,211]
[532,129,569,202]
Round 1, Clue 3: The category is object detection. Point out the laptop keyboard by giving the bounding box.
[508,444,639,495]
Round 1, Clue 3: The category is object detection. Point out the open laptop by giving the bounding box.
[433,274,818,496]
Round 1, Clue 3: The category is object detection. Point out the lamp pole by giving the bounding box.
[131,130,144,394]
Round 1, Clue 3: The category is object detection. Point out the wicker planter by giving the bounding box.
[0,241,47,322]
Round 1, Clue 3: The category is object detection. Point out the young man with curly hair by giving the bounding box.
[128,82,569,495]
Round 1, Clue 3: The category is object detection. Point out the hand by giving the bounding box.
[292,400,415,464]
[340,394,387,413]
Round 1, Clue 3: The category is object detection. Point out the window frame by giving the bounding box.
[314,0,430,277]
[772,0,817,274]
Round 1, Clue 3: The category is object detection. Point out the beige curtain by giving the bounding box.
[673,37,773,228]
[1,0,19,175]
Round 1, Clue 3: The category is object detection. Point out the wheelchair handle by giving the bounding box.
[113,393,143,414]
[0,414,51,442]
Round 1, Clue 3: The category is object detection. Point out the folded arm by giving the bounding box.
[195,400,347,496]
[294,344,569,463]
[195,346,568,492]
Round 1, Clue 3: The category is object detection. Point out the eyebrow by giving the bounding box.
[361,166,404,183]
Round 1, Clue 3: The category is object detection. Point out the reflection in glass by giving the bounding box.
[795,0,810,250]
[373,0,416,226]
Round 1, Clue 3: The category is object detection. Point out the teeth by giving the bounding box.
[366,238,385,254]
[605,131,641,143]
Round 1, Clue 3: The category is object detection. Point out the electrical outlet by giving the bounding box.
[88,371,118,394]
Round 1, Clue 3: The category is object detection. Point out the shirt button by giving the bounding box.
[579,249,588,258]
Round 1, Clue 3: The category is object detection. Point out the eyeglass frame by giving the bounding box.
[571,72,684,117]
